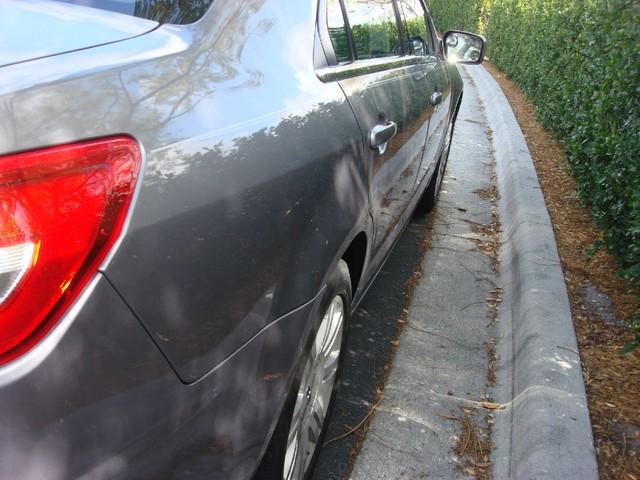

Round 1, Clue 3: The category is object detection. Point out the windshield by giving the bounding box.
[56,0,213,24]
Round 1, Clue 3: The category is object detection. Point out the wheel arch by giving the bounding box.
[341,231,368,298]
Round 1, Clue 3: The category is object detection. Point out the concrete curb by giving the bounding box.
[466,66,599,479]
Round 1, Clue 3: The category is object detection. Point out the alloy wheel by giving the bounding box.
[282,295,345,480]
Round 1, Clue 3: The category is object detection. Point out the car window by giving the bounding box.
[55,0,213,25]
[343,0,402,60]
[397,0,434,54]
[327,0,353,63]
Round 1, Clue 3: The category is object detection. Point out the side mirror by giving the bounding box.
[409,36,426,56]
[443,31,486,64]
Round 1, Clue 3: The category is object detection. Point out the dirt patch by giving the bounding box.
[484,61,640,479]
[454,407,493,480]
[486,339,497,388]
[445,97,503,479]
[469,119,501,277]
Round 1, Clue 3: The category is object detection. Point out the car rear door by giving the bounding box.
[319,0,432,267]
[399,0,452,188]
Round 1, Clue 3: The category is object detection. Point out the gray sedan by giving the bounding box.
[0,0,484,478]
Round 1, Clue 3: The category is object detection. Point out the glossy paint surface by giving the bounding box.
[0,275,313,479]
[0,0,465,477]
[99,0,368,382]
[0,0,158,68]
[421,60,452,182]
[339,56,444,265]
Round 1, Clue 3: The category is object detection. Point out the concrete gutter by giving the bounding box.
[466,66,599,479]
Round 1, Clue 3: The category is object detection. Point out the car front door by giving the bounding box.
[410,2,452,188]
[320,0,433,268]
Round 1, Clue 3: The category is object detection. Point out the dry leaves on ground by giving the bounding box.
[484,61,640,480]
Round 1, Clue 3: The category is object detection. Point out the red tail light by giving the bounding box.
[0,137,141,365]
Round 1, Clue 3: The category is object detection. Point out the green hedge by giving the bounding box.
[428,0,640,290]
[426,0,487,33]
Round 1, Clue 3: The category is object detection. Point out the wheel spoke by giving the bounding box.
[292,438,305,480]
[289,396,305,441]
[284,431,299,480]
[312,397,327,431]
[322,354,339,382]
[315,375,333,413]
[327,300,336,326]
[310,333,319,362]
[309,409,322,445]
[324,304,343,355]
[315,309,331,358]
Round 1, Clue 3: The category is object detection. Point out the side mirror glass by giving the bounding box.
[443,31,486,64]
[410,36,426,56]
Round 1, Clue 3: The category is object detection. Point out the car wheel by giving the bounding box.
[416,117,455,213]
[255,260,351,480]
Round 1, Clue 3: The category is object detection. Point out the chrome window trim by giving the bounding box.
[316,54,432,82]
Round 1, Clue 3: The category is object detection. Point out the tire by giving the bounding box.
[255,260,351,480]
[416,116,456,214]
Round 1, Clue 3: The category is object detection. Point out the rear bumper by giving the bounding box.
[0,274,313,479]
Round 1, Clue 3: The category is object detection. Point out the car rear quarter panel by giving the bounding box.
[108,0,368,383]
[0,0,368,383]
[0,275,316,479]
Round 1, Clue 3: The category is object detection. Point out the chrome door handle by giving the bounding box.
[369,121,397,155]
[431,91,443,106]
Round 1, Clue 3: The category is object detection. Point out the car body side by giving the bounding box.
[0,0,463,478]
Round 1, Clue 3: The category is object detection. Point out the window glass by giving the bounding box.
[344,0,401,60]
[327,0,352,63]
[397,0,433,54]
[56,0,213,25]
